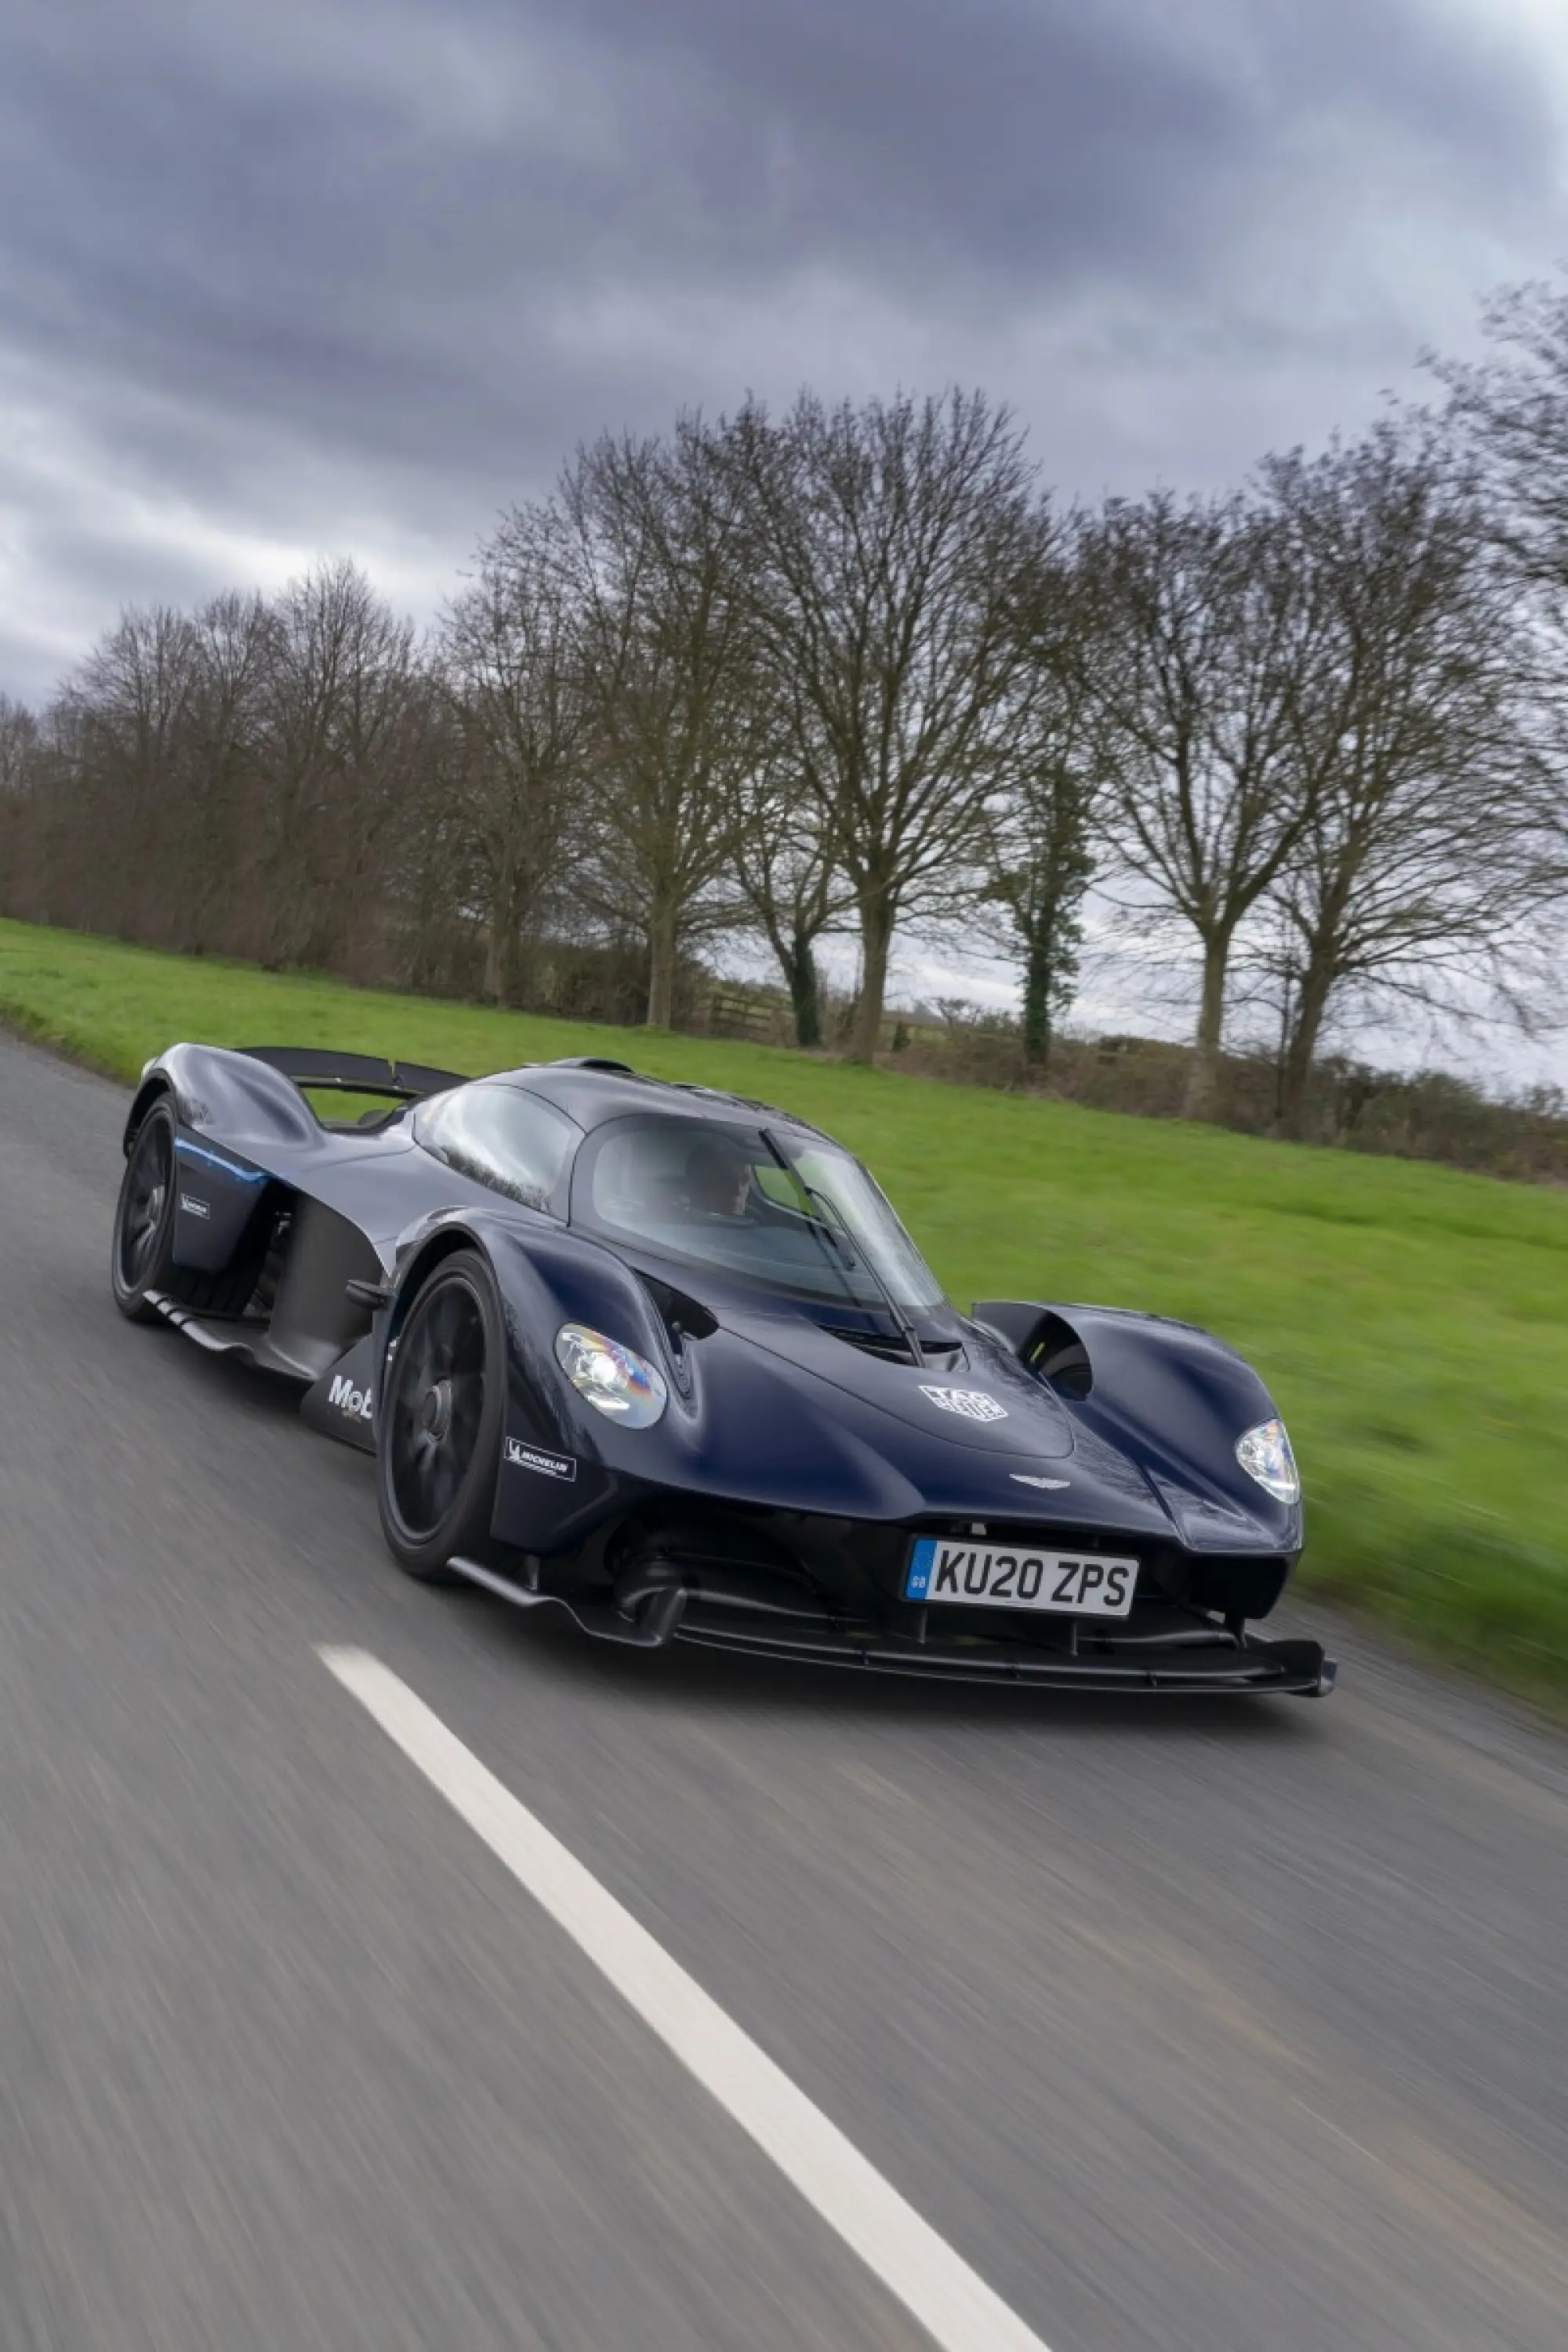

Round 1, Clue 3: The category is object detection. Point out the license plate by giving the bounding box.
[905,1537,1138,1617]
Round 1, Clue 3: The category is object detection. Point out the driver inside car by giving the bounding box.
[681,1137,757,1220]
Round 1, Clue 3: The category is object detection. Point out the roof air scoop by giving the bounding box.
[972,1302,1094,1398]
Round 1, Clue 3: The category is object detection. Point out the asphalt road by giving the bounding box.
[1,1032,1565,2352]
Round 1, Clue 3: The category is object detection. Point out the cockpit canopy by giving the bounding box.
[412,1081,949,1316]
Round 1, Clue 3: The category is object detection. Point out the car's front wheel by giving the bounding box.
[376,1249,506,1583]
[111,1101,179,1323]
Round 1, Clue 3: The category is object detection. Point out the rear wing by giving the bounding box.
[238,1046,469,1103]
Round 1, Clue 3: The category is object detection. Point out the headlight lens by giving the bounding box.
[1236,1417,1300,1503]
[554,1323,667,1427]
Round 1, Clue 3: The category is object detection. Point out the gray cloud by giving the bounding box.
[1,0,1563,700]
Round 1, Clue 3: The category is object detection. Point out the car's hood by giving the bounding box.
[724,1305,1076,1459]
[455,1221,1296,1559]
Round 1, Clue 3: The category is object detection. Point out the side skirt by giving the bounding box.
[147,1294,379,1460]
[145,1290,314,1383]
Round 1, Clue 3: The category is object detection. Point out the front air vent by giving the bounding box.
[827,1327,966,1370]
[639,1274,718,1345]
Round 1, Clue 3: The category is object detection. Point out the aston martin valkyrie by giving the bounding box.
[111,1044,1334,1695]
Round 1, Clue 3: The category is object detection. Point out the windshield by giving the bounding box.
[572,1114,949,1316]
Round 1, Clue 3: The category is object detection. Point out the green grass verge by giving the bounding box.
[4,915,1566,1708]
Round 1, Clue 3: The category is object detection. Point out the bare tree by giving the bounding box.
[1429,278,1568,599]
[726,754,852,1047]
[379,682,485,995]
[982,519,1108,1069]
[252,560,422,970]
[0,693,42,913]
[177,591,275,953]
[1089,492,1328,1119]
[0,692,38,795]
[1429,277,1568,871]
[66,604,203,938]
[441,502,588,1005]
[724,390,1046,1062]
[559,422,757,1027]
[1,693,87,928]
[1257,423,1555,1132]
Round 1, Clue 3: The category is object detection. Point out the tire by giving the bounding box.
[376,1249,506,1583]
[111,1100,180,1323]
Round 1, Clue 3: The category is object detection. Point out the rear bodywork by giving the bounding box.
[122,1042,1334,1696]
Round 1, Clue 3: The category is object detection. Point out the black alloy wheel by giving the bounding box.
[111,1102,179,1322]
[376,1250,506,1582]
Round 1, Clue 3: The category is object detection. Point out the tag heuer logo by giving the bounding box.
[919,1384,1008,1424]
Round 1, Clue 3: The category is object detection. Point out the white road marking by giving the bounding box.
[319,1645,1053,2352]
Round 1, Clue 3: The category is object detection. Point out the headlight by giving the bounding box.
[554,1323,667,1427]
[1236,1417,1299,1503]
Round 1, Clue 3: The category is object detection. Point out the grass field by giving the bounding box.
[4,914,1566,1706]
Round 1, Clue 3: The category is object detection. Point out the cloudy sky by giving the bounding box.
[4,0,1566,1067]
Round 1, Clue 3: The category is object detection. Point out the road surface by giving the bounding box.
[1,1033,1564,2351]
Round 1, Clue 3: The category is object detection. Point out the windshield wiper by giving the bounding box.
[757,1129,925,1368]
[806,1183,927,1370]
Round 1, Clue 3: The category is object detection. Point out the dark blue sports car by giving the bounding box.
[111,1044,1334,1695]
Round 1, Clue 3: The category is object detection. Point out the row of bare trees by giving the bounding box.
[0,568,437,978]
[1085,425,1559,1120]
[3,290,1566,1131]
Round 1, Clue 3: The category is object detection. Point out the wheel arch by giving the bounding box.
[375,1228,512,1582]
[123,1042,323,1159]
[973,1295,1301,1557]
[377,1209,627,1519]
[385,1219,498,1347]
[122,1069,175,1157]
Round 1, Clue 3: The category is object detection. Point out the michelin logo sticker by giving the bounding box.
[505,1438,576,1482]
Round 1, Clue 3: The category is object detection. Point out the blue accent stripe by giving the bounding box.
[904,1537,938,1600]
[174,1137,267,1183]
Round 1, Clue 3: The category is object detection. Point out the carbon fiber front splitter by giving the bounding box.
[671,1606,1335,1694]
[447,1559,1335,1695]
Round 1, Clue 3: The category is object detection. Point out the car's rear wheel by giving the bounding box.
[111,1101,179,1323]
[376,1249,505,1583]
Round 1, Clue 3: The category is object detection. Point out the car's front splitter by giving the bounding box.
[445,1555,1335,1696]
[672,1608,1336,1695]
